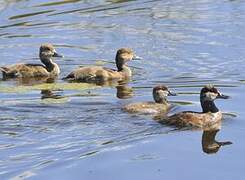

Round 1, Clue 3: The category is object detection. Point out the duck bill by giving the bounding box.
[217,141,232,146]
[132,55,142,60]
[168,91,177,96]
[53,52,63,58]
[217,93,229,99]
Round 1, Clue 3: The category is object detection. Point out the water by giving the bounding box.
[0,0,245,179]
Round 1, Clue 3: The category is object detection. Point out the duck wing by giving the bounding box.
[159,111,205,128]
[102,67,117,73]
[1,63,49,78]
[63,66,118,81]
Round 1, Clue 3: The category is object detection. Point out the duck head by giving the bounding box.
[200,85,229,113]
[39,43,63,65]
[115,48,141,71]
[153,85,176,104]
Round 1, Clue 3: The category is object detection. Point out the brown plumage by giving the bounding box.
[123,85,176,115]
[162,111,222,130]
[158,85,229,129]
[0,43,62,79]
[63,48,140,82]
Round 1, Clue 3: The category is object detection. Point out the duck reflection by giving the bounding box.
[9,76,56,86]
[41,89,63,99]
[116,84,133,99]
[81,79,134,99]
[202,129,232,154]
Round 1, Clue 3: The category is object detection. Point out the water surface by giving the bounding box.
[0,0,245,179]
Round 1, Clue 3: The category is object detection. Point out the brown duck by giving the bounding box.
[0,43,62,79]
[123,85,176,115]
[63,48,141,82]
[158,85,229,129]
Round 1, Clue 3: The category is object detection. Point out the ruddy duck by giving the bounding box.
[158,85,229,129]
[63,48,141,82]
[123,85,176,115]
[0,43,63,79]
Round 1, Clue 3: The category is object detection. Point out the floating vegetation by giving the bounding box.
[41,96,70,104]
[0,82,98,93]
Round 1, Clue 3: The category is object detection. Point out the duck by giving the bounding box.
[157,85,229,129]
[0,43,63,79]
[63,48,141,82]
[123,85,176,115]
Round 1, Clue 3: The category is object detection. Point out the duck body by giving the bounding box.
[63,48,139,82]
[123,85,176,115]
[64,66,130,82]
[0,63,60,78]
[123,101,171,115]
[163,111,222,129]
[158,85,229,129]
[0,44,62,79]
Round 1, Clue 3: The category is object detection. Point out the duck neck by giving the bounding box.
[41,57,56,72]
[202,129,220,153]
[200,99,219,113]
[118,64,132,77]
[202,130,219,144]
[154,96,168,105]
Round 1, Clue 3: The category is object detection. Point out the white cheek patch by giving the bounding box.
[204,92,217,101]
[158,90,169,98]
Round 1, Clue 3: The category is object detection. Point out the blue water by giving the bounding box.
[0,0,245,179]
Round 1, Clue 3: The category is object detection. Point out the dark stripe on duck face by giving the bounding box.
[201,85,218,94]
[153,85,168,92]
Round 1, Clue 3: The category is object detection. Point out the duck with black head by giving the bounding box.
[157,85,229,129]
[63,48,141,82]
[123,85,176,115]
[0,43,63,79]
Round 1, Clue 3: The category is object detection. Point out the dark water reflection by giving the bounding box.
[202,129,232,154]
[0,0,245,179]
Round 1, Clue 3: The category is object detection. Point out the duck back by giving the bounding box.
[160,111,222,129]
[123,102,170,115]
[64,66,123,81]
[1,63,50,78]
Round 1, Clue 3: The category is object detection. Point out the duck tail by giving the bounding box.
[62,72,75,80]
[0,67,9,79]
[0,67,9,73]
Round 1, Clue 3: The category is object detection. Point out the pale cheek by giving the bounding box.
[204,92,217,101]
[211,94,217,100]
[158,91,168,98]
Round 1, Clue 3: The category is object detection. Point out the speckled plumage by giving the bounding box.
[158,85,229,129]
[123,102,171,115]
[123,85,175,115]
[63,48,138,82]
[0,43,62,79]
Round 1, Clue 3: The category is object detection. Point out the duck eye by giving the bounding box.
[211,88,218,93]
[202,88,208,93]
